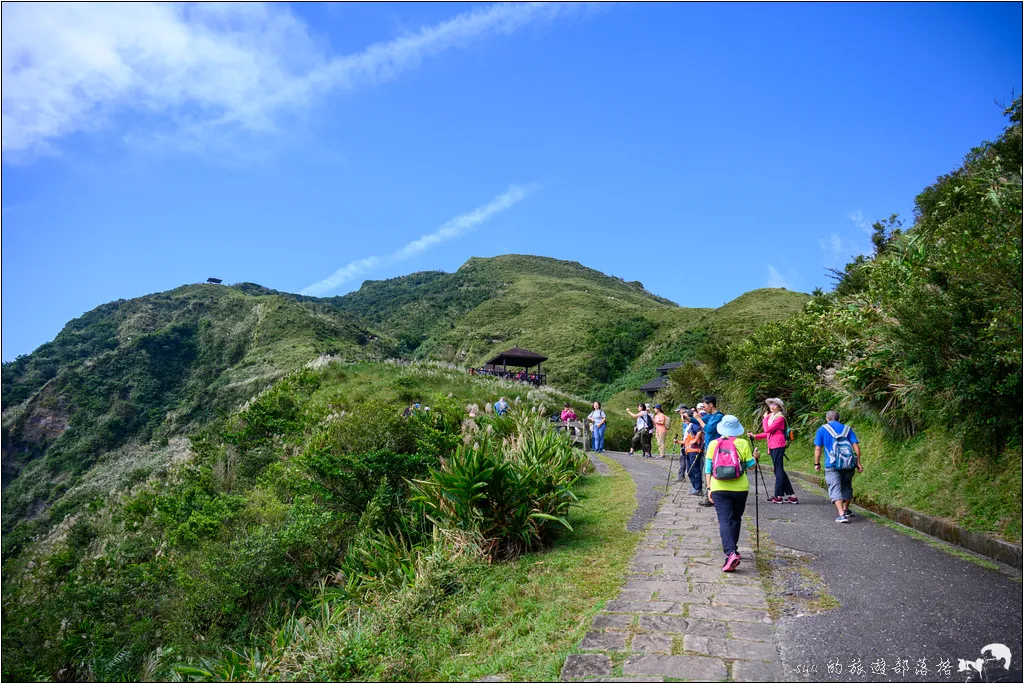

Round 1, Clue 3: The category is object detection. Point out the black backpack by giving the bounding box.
[644,414,654,431]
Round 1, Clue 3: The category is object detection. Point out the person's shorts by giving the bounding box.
[825,469,855,501]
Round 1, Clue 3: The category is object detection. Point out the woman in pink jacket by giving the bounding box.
[748,398,797,504]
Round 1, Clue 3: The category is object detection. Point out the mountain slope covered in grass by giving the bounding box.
[2,257,809,550]
[1,283,391,547]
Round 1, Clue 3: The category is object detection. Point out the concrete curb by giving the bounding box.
[788,470,1023,570]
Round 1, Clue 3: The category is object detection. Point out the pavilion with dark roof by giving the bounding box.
[639,360,684,397]
[473,346,548,385]
[640,375,670,397]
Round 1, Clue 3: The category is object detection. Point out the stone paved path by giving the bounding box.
[561,479,783,682]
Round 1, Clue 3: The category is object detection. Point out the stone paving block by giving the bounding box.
[636,615,728,637]
[604,600,676,613]
[711,594,769,610]
[623,654,728,681]
[689,603,770,623]
[732,659,785,682]
[560,653,612,680]
[657,590,710,604]
[701,583,764,596]
[629,561,661,572]
[683,634,710,655]
[709,637,779,661]
[685,565,730,581]
[615,587,656,601]
[727,621,777,642]
[580,631,629,652]
[591,678,665,682]
[630,632,674,654]
[592,613,634,631]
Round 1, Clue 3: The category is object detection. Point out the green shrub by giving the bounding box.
[411,418,585,560]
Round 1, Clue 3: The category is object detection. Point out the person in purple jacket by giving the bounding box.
[749,398,797,504]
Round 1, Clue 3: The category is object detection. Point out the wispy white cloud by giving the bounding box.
[819,232,846,262]
[766,263,793,290]
[2,3,584,158]
[301,183,537,296]
[847,211,873,235]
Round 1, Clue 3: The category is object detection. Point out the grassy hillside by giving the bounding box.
[1,283,390,544]
[1,361,623,681]
[333,255,692,394]
[1,259,810,551]
[0,255,814,681]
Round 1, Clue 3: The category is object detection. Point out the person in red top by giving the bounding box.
[748,397,797,504]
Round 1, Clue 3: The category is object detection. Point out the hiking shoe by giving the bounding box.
[769,496,784,504]
[836,515,849,523]
[698,499,714,507]
[722,553,741,572]
[787,496,799,504]
[844,509,854,518]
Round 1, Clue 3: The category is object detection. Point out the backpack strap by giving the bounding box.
[822,423,839,439]
[839,425,850,439]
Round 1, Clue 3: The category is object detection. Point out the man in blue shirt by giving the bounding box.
[494,397,509,416]
[814,410,864,523]
[691,396,723,506]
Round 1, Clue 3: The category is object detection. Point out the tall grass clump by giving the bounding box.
[412,412,588,561]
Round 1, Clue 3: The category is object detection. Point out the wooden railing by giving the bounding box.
[552,420,589,451]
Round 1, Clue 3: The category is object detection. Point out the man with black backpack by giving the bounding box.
[814,410,864,523]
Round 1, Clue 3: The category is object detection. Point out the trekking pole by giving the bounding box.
[750,434,772,501]
[753,447,760,553]
[749,438,765,557]
[665,442,676,492]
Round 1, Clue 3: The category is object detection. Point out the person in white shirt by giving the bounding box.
[587,401,607,453]
[626,403,653,458]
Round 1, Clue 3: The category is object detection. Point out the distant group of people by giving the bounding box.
[624,402,673,458]
[618,395,864,573]
[468,367,544,386]
[401,402,432,417]
[428,386,865,572]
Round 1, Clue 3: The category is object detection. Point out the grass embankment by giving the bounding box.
[784,424,1022,544]
[426,460,639,681]
[202,458,641,682]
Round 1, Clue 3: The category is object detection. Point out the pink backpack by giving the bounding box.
[711,437,745,480]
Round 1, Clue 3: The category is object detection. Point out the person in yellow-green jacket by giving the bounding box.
[704,415,760,573]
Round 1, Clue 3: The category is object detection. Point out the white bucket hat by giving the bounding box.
[717,415,745,437]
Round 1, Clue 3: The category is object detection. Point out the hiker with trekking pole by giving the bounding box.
[748,397,798,504]
[703,415,760,572]
[673,407,705,496]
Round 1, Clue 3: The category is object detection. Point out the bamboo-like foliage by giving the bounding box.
[411,411,587,561]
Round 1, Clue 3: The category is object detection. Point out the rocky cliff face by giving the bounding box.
[2,383,69,488]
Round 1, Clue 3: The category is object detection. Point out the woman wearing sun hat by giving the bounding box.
[704,415,759,572]
[749,398,797,504]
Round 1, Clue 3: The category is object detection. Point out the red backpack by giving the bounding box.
[711,437,745,480]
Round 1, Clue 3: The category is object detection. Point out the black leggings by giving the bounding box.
[710,489,748,556]
[770,447,795,497]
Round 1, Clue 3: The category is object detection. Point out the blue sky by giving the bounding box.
[2,2,1021,360]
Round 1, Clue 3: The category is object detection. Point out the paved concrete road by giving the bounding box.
[757,469,1023,682]
[596,453,1023,682]
[599,451,679,532]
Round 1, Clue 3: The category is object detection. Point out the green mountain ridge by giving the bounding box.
[1,254,808,548]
